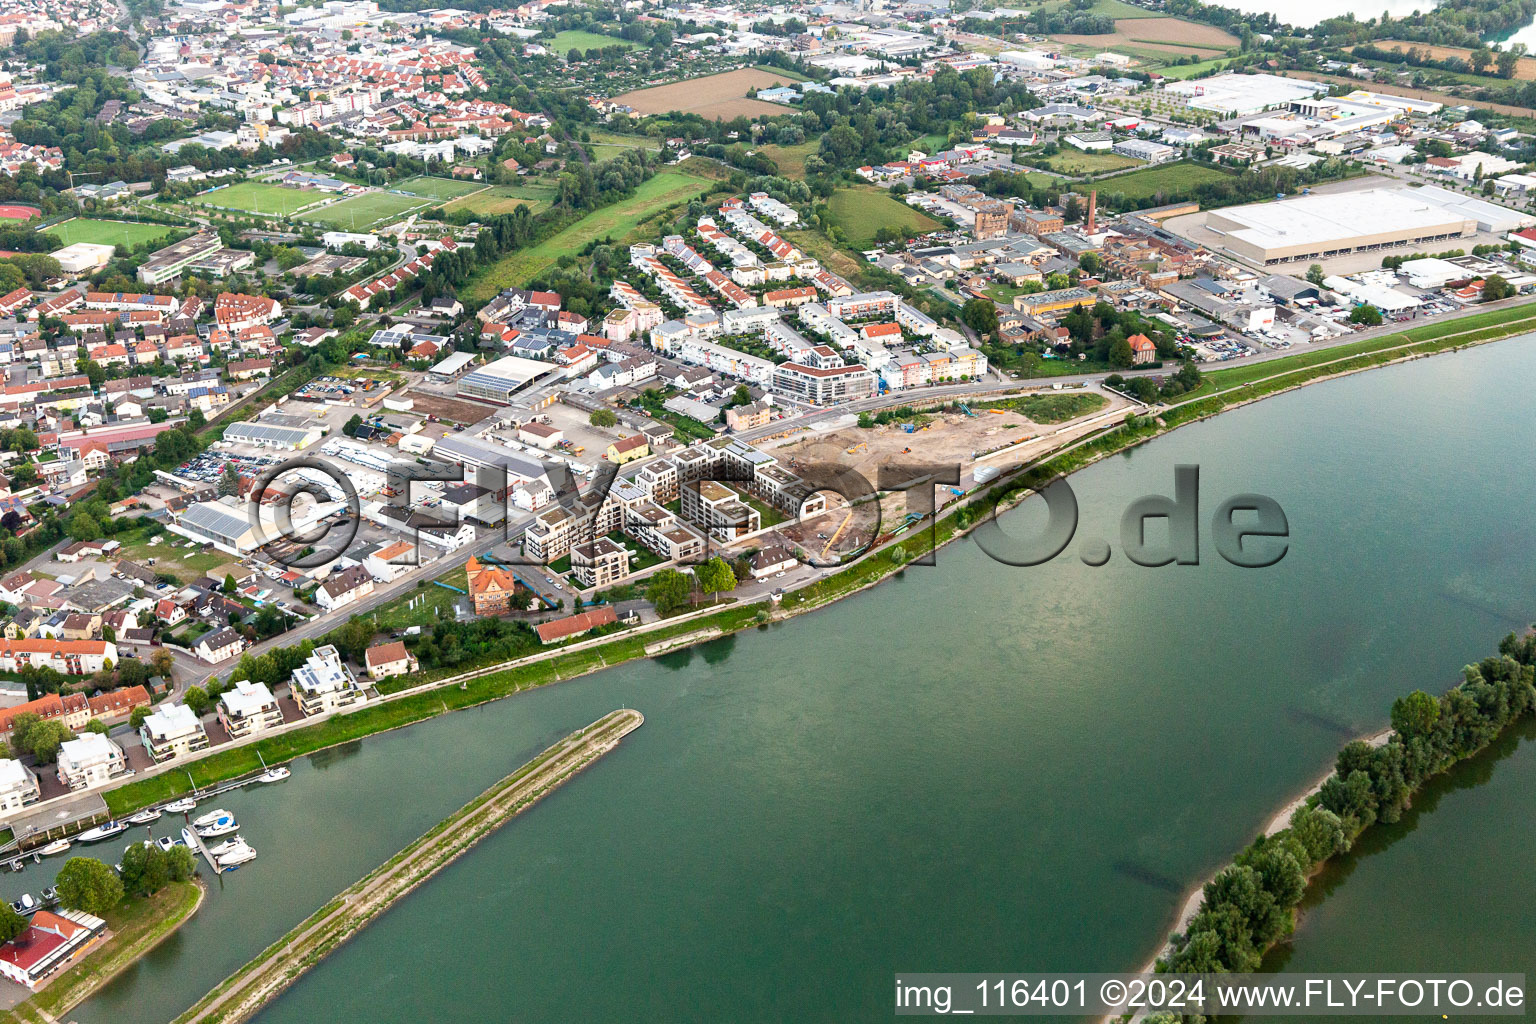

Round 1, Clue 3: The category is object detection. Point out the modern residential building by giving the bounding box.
[0,759,40,813]
[290,644,368,716]
[139,702,210,762]
[570,537,632,588]
[217,680,284,739]
[55,733,128,791]
[681,480,761,541]
[0,640,118,676]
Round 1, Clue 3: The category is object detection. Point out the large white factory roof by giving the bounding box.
[1166,72,1326,114]
[1212,188,1473,250]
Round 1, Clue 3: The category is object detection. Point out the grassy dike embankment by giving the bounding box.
[172,709,643,1024]
[4,880,205,1024]
[95,302,1536,822]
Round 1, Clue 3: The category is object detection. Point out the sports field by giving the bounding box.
[302,192,433,230]
[0,205,40,221]
[1073,161,1234,200]
[41,218,182,248]
[552,30,640,55]
[191,181,324,217]
[827,188,942,248]
[464,171,711,301]
[445,183,559,216]
[394,176,486,202]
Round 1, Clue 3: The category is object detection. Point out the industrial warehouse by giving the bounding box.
[1196,188,1489,267]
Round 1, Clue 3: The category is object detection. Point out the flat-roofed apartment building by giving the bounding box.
[217,680,284,739]
[56,734,128,791]
[626,501,706,563]
[139,702,210,762]
[681,480,761,541]
[571,537,632,588]
[290,644,369,717]
[0,759,39,813]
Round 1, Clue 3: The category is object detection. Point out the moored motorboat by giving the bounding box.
[40,888,56,905]
[214,840,257,868]
[194,814,238,839]
[164,798,197,814]
[207,836,246,858]
[77,821,128,843]
[156,836,177,853]
[191,808,231,830]
[38,840,70,857]
[257,767,290,783]
[126,808,162,826]
[180,827,198,850]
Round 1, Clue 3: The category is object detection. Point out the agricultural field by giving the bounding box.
[464,170,712,301]
[1156,57,1234,79]
[190,181,325,217]
[394,176,486,202]
[444,182,559,216]
[758,140,819,179]
[1038,150,1141,175]
[828,188,944,248]
[1075,161,1234,200]
[1364,40,1536,81]
[40,218,181,248]
[1053,16,1237,57]
[551,30,640,55]
[302,191,432,230]
[615,69,803,120]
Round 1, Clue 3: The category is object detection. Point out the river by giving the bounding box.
[61,336,1536,1023]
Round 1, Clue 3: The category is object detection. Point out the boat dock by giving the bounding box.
[182,826,230,876]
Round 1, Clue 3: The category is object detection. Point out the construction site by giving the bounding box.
[759,385,1133,562]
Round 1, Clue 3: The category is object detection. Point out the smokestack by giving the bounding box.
[1087,190,1097,235]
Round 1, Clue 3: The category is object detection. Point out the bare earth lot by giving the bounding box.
[1054,17,1237,56]
[763,390,1129,559]
[615,69,802,120]
[401,390,501,425]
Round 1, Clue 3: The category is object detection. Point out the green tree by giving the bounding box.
[1108,337,1135,368]
[1348,304,1383,326]
[342,414,363,437]
[646,568,692,615]
[23,720,73,763]
[1482,274,1513,301]
[589,408,618,428]
[1390,690,1440,738]
[130,706,151,729]
[0,903,25,944]
[67,512,103,542]
[960,297,999,336]
[56,857,124,917]
[150,649,175,678]
[85,719,110,735]
[119,842,173,897]
[183,687,210,717]
[697,557,736,604]
[224,574,238,595]
[167,844,197,882]
[1305,264,1325,286]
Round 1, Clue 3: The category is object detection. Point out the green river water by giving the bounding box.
[57,337,1536,1023]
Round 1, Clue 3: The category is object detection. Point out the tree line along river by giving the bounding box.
[54,335,1536,1024]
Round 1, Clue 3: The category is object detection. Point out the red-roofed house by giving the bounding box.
[535,606,617,644]
[0,909,108,990]
[1128,333,1157,365]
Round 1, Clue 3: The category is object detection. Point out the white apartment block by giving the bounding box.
[56,733,129,791]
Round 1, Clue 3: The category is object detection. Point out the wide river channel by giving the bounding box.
[58,336,1536,1023]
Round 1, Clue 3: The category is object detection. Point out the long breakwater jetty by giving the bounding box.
[172,708,645,1024]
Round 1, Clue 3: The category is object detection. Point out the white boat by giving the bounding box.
[195,815,238,839]
[180,827,199,850]
[126,808,162,826]
[191,808,231,830]
[207,836,246,858]
[155,836,177,853]
[214,841,257,868]
[77,821,128,843]
[164,798,197,814]
[9,894,33,915]
[37,840,70,857]
[40,888,56,905]
[257,767,290,783]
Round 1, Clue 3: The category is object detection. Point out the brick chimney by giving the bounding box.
[1087,190,1097,235]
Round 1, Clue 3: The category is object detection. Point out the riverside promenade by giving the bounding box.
[172,708,644,1024]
